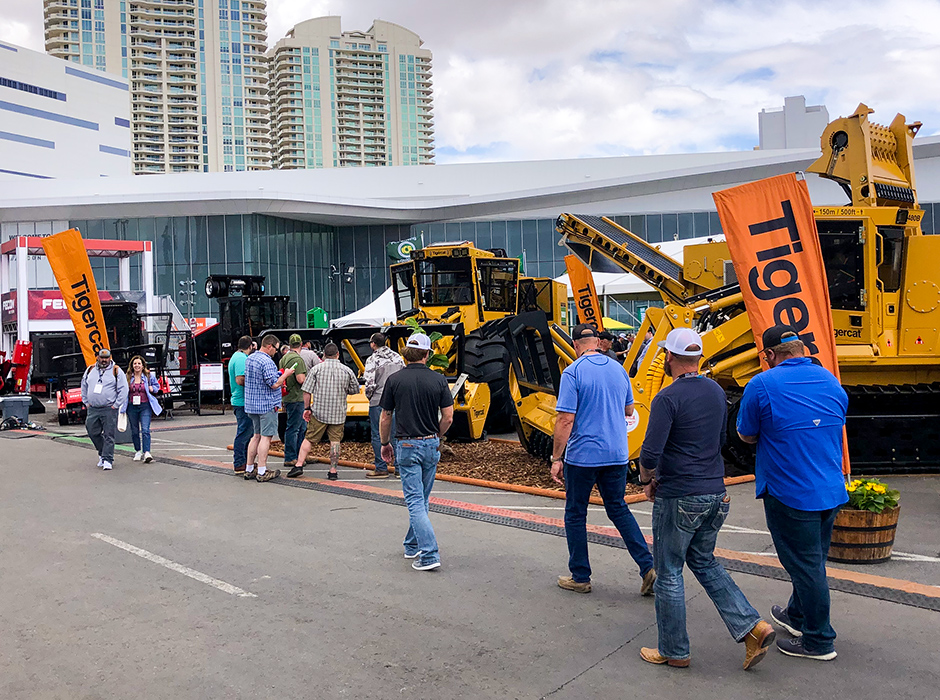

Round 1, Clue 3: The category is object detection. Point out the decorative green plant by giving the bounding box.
[845,477,900,514]
[404,318,450,369]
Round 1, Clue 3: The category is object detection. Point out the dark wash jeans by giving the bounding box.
[763,494,841,653]
[232,406,253,468]
[563,463,654,583]
[652,493,761,660]
[369,405,395,472]
[282,401,306,464]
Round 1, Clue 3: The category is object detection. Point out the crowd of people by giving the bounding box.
[83,319,849,670]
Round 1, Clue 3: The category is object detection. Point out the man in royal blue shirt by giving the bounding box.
[737,324,848,662]
[551,324,655,596]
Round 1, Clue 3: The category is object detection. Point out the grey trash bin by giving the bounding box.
[0,395,32,423]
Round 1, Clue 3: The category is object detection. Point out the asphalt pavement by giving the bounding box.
[2,426,939,699]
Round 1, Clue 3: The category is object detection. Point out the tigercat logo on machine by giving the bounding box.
[834,328,862,339]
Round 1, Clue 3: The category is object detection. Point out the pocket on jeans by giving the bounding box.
[677,499,711,532]
[712,498,731,530]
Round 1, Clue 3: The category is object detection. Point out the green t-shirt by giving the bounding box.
[229,351,247,407]
[279,350,307,404]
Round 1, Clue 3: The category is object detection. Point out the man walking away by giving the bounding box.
[81,348,129,471]
[279,334,308,473]
[364,332,405,479]
[638,327,774,670]
[244,334,293,482]
[293,343,359,480]
[379,333,453,572]
[299,340,321,372]
[229,335,253,476]
[551,324,655,595]
[737,324,848,662]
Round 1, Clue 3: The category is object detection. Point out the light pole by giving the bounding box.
[178,279,197,329]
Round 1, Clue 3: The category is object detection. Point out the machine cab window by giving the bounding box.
[818,220,865,311]
[416,256,474,306]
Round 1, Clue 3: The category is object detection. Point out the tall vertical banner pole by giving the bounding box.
[41,228,110,367]
[713,172,850,475]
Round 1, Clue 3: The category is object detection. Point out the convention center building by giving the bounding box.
[2,135,939,325]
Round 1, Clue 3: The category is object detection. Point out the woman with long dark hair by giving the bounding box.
[122,355,162,462]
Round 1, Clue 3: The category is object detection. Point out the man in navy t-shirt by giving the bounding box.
[737,324,848,662]
[551,324,655,595]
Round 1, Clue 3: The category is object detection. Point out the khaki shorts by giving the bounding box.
[305,416,344,444]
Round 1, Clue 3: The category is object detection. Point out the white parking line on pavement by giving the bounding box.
[91,533,257,598]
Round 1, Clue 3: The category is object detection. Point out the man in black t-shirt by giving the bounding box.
[379,333,454,572]
[637,327,773,671]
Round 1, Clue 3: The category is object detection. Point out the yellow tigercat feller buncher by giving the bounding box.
[507,104,940,474]
[335,242,568,440]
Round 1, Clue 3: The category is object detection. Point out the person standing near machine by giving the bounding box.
[229,335,253,476]
[123,355,162,463]
[244,334,293,482]
[363,332,405,479]
[81,348,129,471]
[279,334,308,474]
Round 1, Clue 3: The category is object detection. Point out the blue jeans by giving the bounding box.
[653,493,761,660]
[232,406,253,468]
[563,463,654,583]
[126,403,153,452]
[398,436,440,566]
[282,401,306,464]
[763,494,840,653]
[369,405,395,472]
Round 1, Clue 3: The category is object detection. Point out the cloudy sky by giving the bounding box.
[3,0,938,164]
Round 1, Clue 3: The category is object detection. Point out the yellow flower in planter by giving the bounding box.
[847,485,857,492]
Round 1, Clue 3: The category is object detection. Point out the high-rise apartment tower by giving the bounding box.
[269,17,434,169]
[42,0,271,174]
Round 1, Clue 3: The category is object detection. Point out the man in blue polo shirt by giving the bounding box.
[551,324,655,595]
[737,324,848,662]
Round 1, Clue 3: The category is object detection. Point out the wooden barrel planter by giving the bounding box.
[827,506,900,564]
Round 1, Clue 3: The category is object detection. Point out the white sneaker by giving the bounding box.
[133,451,143,461]
[102,461,112,471]
[97,456,104,467]
[143,452,153,463]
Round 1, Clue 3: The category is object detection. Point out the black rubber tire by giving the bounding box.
[523,428,553,461]
[464,320,514,433]
[58,411,70,426]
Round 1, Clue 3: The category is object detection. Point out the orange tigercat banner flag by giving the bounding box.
[565,254,604,331]
[713,172,850,474]
[42,228,109,367]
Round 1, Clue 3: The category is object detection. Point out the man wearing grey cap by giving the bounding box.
[638,327,773,670]
[551,323,655,595]
[80,348,129,471]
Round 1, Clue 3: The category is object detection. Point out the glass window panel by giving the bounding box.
[536,219,554,263]
[646,214,663,243]
[426,223,445,244]
[693,212,709,238]
[521,220,538,260]
[629,215,646,240]
[491,221,507,250]
[506,220,522,257]
[459,221,477,246]
[443,222,461,241]
[661,214,678,242]
[223,215,242,272]
[678,213,693,239]
[709,211,722,236]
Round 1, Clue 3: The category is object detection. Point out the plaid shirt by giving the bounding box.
[244,351,282,414]
[301,358,360,425]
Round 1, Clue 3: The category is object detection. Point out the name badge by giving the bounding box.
[133,396,141,405]
[93,384,103,394]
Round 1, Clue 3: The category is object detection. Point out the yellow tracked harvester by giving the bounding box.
[508,104,940,474]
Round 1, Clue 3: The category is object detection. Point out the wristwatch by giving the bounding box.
[381,442,390,447]
[639,477,655,486]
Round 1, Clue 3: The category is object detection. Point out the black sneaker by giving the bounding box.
[286,465,304,478]
[327,470,338,481]
[771,605,803,637]
[776,637,836,661]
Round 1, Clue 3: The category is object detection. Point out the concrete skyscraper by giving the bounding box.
[269,17,434,169]
[42,0,271,174]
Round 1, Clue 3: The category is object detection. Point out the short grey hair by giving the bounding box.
[770,339,804,358]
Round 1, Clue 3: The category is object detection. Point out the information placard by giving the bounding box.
[199,363,224,392]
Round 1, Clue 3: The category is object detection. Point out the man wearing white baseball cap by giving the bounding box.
[638,327,773,670]
[379,333,454,571]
